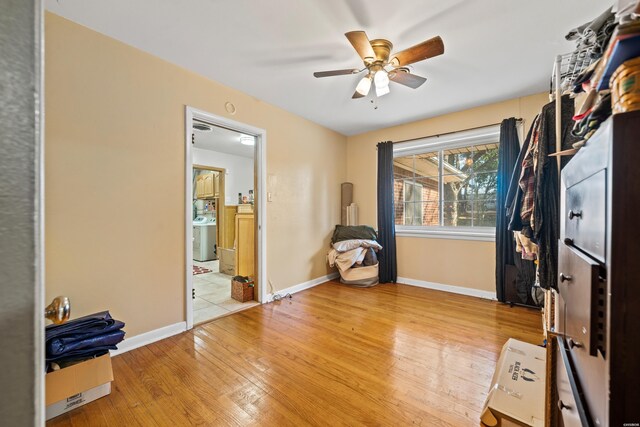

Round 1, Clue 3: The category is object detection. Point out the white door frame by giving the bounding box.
[184,106,267,330]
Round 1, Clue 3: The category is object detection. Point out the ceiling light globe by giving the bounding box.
[374,70,390,88]
[355,76,372,96]
[376,84,390,97]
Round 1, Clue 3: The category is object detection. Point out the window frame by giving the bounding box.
[393,125,502,242]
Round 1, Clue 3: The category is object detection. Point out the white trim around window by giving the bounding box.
[393,124,501,155]
[396,225,496,242]
[392,123,514,242]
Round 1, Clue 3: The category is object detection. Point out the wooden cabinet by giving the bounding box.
[203,173,214,197]
[235,213,254,278]
[222,205,237,249]
[195,174,205,198]
[195,172,219,199]
[554,111,640,426]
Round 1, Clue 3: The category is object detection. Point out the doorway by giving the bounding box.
[185,107,266,328]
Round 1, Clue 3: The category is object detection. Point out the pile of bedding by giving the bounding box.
[327,239,381,271]
[327,225,382,287]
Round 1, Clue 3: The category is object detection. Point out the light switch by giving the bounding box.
[267,192,273,202]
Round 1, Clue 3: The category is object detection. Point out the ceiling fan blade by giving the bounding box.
[389,70,427,89]
[313,69,360,78]
[390,36,444,67]
[345,31,376,61]
[352,90,365,99]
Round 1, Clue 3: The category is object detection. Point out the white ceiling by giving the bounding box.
[46,0,608,136]
[192,122,254,159]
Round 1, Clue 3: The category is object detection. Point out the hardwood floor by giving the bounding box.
[47,281,543,426]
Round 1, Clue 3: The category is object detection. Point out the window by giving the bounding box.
[393,125,502,241]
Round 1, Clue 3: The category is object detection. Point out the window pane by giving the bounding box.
[443,201,472,227]
[470,144,499,174]
[393,152,440,226]
[421,201,440,226]
[404,181,422,225]
[442,149,473,173]
[394,140,499,229]
[393,159,413,225]
[469,171,498,202]
[473,199,497,227]
[442,143,499,228]
[442,171,469,228]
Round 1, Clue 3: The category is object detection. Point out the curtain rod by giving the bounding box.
[390,118,523,145]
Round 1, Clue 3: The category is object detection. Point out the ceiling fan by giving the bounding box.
[313,31,444,99]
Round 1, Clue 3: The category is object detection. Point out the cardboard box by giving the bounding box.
[46,354,114,420]
[219,248,236,275]
[46,383,111,420]
[481,339,546,427]
[237,204,253,213]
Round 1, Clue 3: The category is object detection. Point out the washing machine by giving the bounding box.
[193,216,217,261]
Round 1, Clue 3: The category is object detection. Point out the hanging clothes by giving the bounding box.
[518,119,542,238]
[532,95,579,290]
[514,231,538,261]
[506,115,539,233]
[500,117,540,306]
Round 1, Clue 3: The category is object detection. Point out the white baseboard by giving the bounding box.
[266,272,339,302]
[110,321,187,356]
[397,276,497,300]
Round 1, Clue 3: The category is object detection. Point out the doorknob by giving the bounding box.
[568,338,583,349]
[560,273,573,283]
[568,210,582,220]
[45,296,71,324]
[558,400,572,411]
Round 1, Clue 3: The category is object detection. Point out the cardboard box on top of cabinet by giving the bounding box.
[45,354,114,420]
[481,339,546,427]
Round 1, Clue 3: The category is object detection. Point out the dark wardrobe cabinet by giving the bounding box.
[555,111,640,427]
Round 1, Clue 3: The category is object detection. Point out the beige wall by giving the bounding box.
[45,13,346,336]
[347,93,549,293]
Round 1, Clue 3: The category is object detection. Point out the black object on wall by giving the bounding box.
[495,118,521,302]
[377,141,397,283]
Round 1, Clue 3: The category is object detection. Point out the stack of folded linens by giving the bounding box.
[328,225,381,287]
[45,311,125,370]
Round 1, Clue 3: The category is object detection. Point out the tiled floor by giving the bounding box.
[192,260,259,324]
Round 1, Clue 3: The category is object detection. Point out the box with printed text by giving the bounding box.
[481,339,546,427]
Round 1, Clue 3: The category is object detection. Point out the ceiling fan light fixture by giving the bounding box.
[374,69,390,88]
[375,84,390,97]
[313,31,444,100]
[239,135,255,146]
[355,75,372,96]
[374,69,390,97]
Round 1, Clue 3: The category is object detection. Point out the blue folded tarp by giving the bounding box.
[45,311,125,363]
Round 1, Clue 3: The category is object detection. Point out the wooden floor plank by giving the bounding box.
[47,281,543,426]
[210,306,477,424]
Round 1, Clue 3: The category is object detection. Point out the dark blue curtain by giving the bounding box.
[496,118,520,302]
[377,141,397,283]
